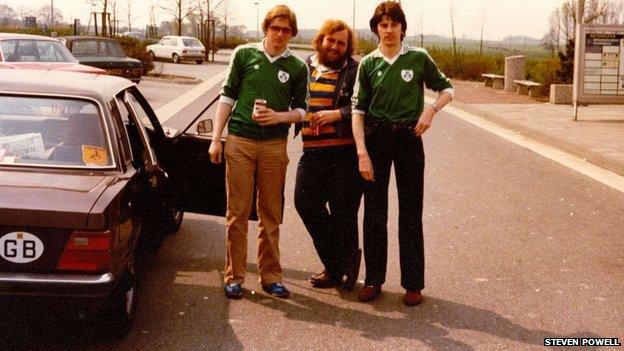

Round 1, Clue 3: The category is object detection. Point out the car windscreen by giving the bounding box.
[182,38,202,47]
[0,40,77,63]
[0,95,114,169]
[72,40,125,57]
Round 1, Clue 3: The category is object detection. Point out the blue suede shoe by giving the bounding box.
[224,283,243,299]
[262,282,290,298]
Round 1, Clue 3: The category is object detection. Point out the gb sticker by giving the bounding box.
[401,69,414,82]
[278,70,290,83]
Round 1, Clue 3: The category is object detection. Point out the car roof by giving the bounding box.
[0,33,59,41]
[163,35,198,39]
[60,36,116,42]
[0,69,133,102]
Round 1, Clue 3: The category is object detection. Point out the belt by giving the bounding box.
[366,119,416,133]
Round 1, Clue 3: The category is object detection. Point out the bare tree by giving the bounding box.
[36,5,63,28]
[549,0,623,43]
[476,0,488,56]
[449,0,458,61]
[0,4,17,27]
[125,0,137,31]
[159,0,196,36]
[414,5,425,47]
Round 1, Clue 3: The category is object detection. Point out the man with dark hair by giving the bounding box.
[209,4,308,300]
[294,19,362,290]
[352,1,454,305]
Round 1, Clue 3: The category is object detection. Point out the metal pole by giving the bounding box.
[572,0,585,121]
[255,2,259,42]
[50,0,54,29]
[352,0,355,31]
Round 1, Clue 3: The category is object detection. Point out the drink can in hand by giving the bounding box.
[253,99,267,119]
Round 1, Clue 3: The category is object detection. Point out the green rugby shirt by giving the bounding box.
[220,41,308,140]
[352,45,453,124]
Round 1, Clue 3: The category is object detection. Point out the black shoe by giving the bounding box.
[310,271,341,288]
[224,283,243,299]
[344,249,362,290]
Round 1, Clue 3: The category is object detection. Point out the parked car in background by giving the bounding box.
[121,31,145,40]
[146,35,205,64]
[60,36,143,83]
[0,33,106,75]
[0,69,226,337]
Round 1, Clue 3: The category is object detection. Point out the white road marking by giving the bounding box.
[429,97,624,194]
[155,73,224,123]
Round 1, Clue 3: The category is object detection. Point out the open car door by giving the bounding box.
[122,87,227,217]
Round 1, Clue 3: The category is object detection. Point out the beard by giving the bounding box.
[317,47,347,70]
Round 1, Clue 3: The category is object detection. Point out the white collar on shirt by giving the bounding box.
[257,39,291,63]
[370,44,411,65]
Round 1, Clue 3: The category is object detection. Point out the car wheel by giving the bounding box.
[196,59,203,65]
[147,51,155,61]
[101,258,137,339]
[172,53,180,64]
[164,208,184,233]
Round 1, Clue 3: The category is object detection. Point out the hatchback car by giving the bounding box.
[146,35,205,64]
[0,69,225,337]
[60,36,143,83]
[0,33,106,75]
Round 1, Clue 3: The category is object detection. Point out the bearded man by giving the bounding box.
[294,19,362,290]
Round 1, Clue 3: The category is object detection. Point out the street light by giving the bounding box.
[254,2,259,42]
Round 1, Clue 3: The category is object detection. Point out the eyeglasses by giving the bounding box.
[268,25,293,35]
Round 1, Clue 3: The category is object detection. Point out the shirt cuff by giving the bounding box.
[219,95,236,106]
[353,109,366,116]
[441,88,455,98]
[295,108,307,119]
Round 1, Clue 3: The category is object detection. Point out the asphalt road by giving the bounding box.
[2,59,623,350]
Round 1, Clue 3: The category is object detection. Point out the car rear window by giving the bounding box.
[72,40,125,57]
[0,95,113,169]
[182,38,202,47]
[0,40,76,63]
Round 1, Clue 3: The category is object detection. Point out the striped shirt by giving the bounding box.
[302,59,355,151]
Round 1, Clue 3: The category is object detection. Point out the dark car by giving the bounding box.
[0,69,225,336]
[0,33,107,75]
[60,36,143,83]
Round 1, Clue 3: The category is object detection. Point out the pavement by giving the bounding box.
[442,80,624,178]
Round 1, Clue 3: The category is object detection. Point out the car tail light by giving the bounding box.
[56,230,112,272]
[132,68,142,76]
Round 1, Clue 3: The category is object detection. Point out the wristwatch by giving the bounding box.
[430,103,440,113]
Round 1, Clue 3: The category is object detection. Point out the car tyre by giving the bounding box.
[196,59,203,65]
[147,51,155,61]
[164,208,184,233]
[101,258,137,339]
[172,53,180,64]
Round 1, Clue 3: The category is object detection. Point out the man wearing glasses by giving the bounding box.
[209,5,308,299]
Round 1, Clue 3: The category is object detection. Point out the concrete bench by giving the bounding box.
[482,73,505,89]
[513,80,541,97]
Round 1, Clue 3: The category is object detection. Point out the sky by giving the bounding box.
[1,0,568,41]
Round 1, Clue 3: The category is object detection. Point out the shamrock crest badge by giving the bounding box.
[278,70,290,83]
[401,69,414,82]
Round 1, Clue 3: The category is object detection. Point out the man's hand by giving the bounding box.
[312,110,342,126]
[253,107,283,126]
[358,152,374,181]
[209,140,223,164]
[414,106,436,137]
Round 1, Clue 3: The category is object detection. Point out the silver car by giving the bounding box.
[146,35,205,64]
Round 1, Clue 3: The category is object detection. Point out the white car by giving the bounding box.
[146,35,205,64]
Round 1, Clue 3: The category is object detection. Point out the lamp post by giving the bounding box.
[50,0,54,29]
[254,2,259,42]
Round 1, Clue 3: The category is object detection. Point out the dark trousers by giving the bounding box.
[294,146,362,279]
[363,127,425,291]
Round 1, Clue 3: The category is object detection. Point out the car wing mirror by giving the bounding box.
[196,119,213,134]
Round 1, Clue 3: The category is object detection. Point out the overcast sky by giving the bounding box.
[1,0,567,40]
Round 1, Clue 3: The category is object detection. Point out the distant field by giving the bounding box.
[409,41,555,60]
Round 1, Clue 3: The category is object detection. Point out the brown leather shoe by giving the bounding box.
[344,249,362,290]
[310,271,341,288]
[404,290,423,306]
[357,285,382,302]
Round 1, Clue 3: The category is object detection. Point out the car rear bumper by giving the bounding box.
[0,272,116,298]
[180,53,204,59]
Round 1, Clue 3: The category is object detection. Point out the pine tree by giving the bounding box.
[557,38,575,84]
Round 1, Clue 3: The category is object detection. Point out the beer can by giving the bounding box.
[253,99,267,119]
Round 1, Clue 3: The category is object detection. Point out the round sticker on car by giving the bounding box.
[0,232,44,263]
